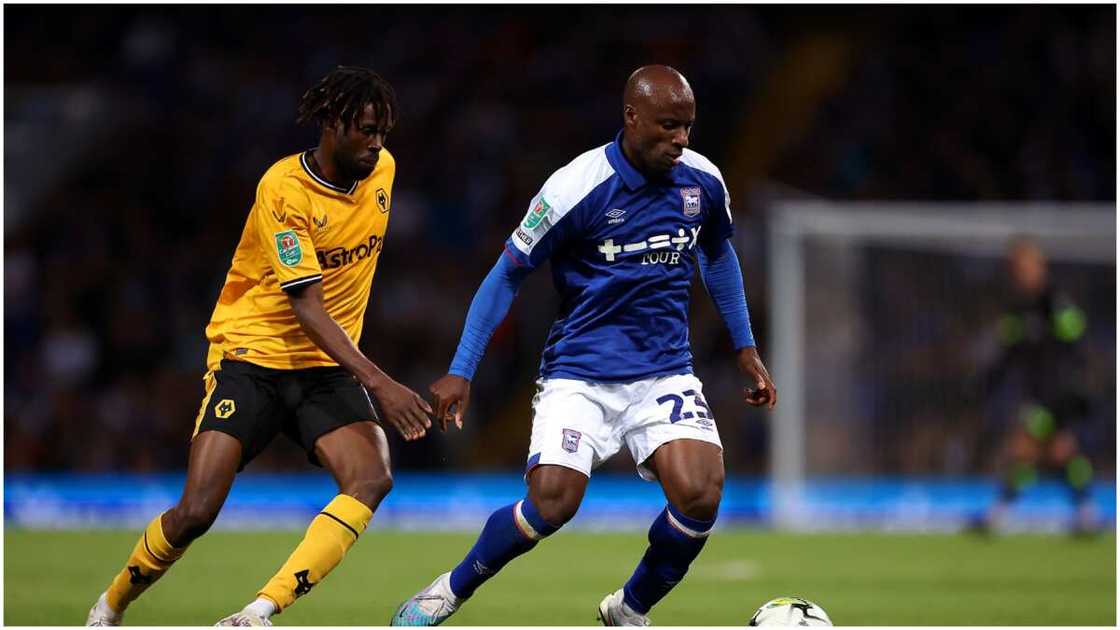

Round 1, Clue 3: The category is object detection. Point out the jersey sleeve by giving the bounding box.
[697,239,756,349]
[448,252,532,380]
[698,164,734,257]
[504,177,584,270]
[252,174,323,292]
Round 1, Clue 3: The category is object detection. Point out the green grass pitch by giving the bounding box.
[5,528,1114,625]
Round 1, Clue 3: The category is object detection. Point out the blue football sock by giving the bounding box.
[623,504,715,614]
[448,498,558,599]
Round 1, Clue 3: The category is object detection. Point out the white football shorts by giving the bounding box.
[525,373,723,481]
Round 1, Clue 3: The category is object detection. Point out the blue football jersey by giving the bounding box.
[504,132,734,382]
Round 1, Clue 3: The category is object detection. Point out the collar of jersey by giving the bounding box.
[301,149,358,195]
[606,131,649,191]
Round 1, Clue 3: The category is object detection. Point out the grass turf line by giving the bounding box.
[5,529,1114,625]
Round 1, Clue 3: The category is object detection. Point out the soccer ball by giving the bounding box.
[748,596,832,626]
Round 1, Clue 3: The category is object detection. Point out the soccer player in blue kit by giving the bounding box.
[392,65,777,626]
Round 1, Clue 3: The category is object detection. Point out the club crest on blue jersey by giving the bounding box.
[681,187,702,217]
[561,428,582,453]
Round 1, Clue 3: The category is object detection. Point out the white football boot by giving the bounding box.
[85,592,122,626]
[598,589,651,626]
[214,608,273,626]
[390,572,463,626]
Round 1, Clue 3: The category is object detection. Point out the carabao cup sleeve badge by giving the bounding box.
[274,230,303,266]
[522,197,552,230]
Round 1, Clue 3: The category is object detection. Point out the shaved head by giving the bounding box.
[624,65,694,110]
[620,65,696,177]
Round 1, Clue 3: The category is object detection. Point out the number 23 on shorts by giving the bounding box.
[656,389,711,423]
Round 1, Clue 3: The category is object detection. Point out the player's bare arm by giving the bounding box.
[737,346,776,409]
[288,282,433,440]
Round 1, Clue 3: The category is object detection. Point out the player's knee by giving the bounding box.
[342,471,393,510]
[528,465,588,527]
[1049,431,1078,464]
[672,478,723,522]
[534,497,579,528]
[169,500,221,543]
[530,488,581,528]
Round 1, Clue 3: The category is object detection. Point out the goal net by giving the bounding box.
[765,201,1115,530]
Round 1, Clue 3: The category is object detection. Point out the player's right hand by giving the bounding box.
[366,376,433,441]
[736,346,778,409]
[429,374,470,431]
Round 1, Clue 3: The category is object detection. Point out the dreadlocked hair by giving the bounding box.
[297,66,398,131]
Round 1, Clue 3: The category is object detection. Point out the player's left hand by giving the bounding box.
[737,346,777,409]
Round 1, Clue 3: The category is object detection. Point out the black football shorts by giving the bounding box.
[193,359,381,470]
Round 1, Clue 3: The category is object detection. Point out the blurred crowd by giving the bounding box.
[4,5,1114,474]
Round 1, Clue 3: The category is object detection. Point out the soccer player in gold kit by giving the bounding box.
[86,66,433,626]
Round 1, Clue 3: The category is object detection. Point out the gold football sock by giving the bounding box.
[105,511,186,613]
[258,494,373,612]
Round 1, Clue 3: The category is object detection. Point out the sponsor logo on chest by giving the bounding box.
[316,234,384,270]
[597,225,702,266]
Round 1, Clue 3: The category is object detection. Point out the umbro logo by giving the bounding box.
[606,208,627,225]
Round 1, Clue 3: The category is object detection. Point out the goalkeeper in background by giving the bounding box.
[972,236,1098,535]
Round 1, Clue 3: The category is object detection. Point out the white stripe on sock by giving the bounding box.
[513,500,543,541]
[665,509,711,539]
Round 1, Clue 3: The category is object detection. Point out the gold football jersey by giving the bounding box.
[204,149,394,371]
